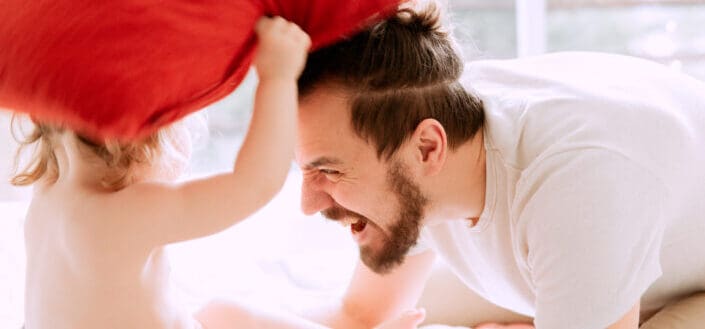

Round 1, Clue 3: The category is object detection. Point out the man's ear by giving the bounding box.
[409,118,447,176]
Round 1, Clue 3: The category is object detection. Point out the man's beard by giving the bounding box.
[322,162,428,274]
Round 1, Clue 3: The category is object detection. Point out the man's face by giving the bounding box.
[296,88,428,274]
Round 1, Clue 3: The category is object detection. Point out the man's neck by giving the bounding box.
[424,131,486,224]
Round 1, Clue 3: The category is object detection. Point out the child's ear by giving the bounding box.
[409,118,447,176]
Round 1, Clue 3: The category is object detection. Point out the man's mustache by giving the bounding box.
[321,205,367,223]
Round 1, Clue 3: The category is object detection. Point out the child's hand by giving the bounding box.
[254,16,311,82]
[374,309,426,329]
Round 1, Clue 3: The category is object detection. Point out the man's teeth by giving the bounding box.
[339,217,361,227]
[352,219,367,233]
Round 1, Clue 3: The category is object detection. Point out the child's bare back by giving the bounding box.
[23,133,200,329]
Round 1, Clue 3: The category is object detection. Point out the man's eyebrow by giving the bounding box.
[304,157,342,170]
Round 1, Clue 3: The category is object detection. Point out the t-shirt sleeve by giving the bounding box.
[516,149,666,329]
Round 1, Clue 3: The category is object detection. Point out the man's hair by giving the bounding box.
[298,3,484,160]
[10,116,193,190]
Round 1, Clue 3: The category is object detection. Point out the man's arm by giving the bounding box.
[607,302,639,329]
[304,250,436,329]
[521,149,662,328]
[475,302,638,329]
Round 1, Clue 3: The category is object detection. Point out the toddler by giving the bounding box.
[11,17,318,329]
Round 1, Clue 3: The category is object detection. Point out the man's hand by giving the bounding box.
[297,252,436,329]
[475,323,534,329]
[373,309,426,329]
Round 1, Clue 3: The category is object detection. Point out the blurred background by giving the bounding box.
[2,0,704,327]
[191,0,705,175]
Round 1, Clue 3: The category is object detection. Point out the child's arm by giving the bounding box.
[110,17,310,246]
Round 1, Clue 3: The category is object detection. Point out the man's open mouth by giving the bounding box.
[338,216,368,233]
[351,217,368,233]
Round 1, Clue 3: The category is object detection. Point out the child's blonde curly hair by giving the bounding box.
[11,115,197,190]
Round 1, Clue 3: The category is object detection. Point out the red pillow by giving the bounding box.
[0,0,398,140]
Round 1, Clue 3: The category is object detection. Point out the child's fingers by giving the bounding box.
[254,16,286,35]
[255,16,309,47]
[254,17,271,35]
[276,19,310,46]
[293,25,311,49]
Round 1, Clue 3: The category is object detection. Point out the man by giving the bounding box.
[294,4,705,329]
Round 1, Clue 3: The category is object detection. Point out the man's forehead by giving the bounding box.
[296,86,377,169]
[295,129,370,170]
[294,133,344,167]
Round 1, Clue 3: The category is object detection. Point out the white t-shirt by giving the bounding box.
[419,52,705,329]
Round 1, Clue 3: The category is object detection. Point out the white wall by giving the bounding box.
[0,111,30,201]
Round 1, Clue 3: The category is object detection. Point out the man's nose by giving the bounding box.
[301,182,334,215]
